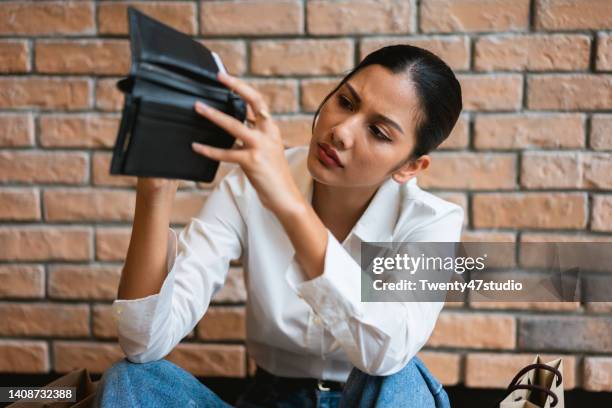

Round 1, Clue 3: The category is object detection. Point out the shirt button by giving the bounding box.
[313,315,321,325]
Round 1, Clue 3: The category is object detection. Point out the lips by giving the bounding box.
[318,142,344,168]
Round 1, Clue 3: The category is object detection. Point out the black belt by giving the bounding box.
[254,366,346,392]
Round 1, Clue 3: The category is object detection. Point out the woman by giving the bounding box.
[95,45,463,408]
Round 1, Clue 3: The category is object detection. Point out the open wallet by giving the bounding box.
[110,7,248,182]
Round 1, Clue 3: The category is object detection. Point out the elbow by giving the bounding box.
[117,334,170,364]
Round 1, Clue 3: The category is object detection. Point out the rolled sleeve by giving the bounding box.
[113,169,247,364]
[285,206,464,376]
[112,228,178,363]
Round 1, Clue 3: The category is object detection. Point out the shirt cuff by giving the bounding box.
[285,230,364,327]
[111,228,178,357]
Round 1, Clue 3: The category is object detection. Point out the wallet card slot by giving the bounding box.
[138,62,229,102]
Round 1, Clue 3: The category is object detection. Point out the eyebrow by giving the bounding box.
[343,82,405,135]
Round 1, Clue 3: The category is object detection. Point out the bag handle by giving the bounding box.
[502,383,559,407]
[508,363,563,389]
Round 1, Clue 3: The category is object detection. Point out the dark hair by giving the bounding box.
[311,44,462,164]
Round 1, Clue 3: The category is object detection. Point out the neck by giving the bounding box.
[311,180,384,241]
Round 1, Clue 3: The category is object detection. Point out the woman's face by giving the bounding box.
[307,64,427,189]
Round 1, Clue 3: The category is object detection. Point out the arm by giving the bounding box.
[113,169,247,363]
[117,178,178,301]
[285,206,465,376]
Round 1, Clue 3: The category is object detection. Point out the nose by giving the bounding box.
[331,115,360,150]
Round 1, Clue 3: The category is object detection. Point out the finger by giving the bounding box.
[191,142,247,164]
[217,72,272,127]
[195,101,256,146]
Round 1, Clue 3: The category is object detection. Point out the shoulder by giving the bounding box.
[395,180,464,240]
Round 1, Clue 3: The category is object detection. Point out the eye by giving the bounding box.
[337,93,392,142]
[337,94,353,111]
[369,125,392,142]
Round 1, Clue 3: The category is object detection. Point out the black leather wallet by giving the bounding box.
[110,7,247,182]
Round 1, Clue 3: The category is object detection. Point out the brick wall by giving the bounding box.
[0,0,611,393]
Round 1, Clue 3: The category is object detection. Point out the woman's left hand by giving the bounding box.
[192,71,305,216]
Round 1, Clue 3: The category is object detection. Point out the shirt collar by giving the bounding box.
[291,148,417,243]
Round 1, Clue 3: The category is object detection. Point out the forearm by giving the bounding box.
[117,180,177,300]
[275,197,328,281]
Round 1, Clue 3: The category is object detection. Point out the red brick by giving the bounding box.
[591,114,612,150]
[0,151,88,185]
[519,316,612,353]
[199,40,247,76]
[0,113,34,147]
[251,40,353,76]
[439,115,469,149]
[0,303,89,337]
[474,114,585,150]
[54,341,123,374]
[0,40,29,73]
[521,152,581,189]
[597,33,612,71]
[246,79,298,113]
[275,115,314,147]
[0,188,40,221]
[95,78,125,112]
[583,153,612,189]
[92,153,136,188]
[421,0,529,33]
[92,305,117,339]
[427,312,516,349]
[35,40,130,75]
[417,351,461,386]
[96,227,131,262]
[466,353,575,389]
[97,2,197,35]
[0,227,92,261]
[167,343,246,378]
[475,34,591,71]
[459,75,523,111]
[584,357,612,392]
[307,0,413,35]
[300,78,341,112]
[171,191,208,224]
[360,36,470,71]
[521,152,612,190]
[39,114,119,148]
[0,265,44,298]
[535,0,612,30]
[0,77,91,110]
[0,2,94,35]
[49,265,121,300]
[473,193,587,229]
[197,306,246,341]
[44,189,135,222]
[202,0,302,35]
[419,152,516,190]
[211,267,246,303]
[528,75,612,110]
[0,340,48,373]
[592,195,612,232]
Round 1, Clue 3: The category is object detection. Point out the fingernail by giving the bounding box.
[195,101,208,111]
[192,142,205,149]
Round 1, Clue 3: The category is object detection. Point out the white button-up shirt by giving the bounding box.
[112,145,464,381]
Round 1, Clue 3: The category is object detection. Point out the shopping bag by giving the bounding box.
[499,355,564,408]
[6,368,99,408]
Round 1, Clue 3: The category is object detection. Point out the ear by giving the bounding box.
[391,155,431,184]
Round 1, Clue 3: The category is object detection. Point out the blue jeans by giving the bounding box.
[94,357,449,408]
